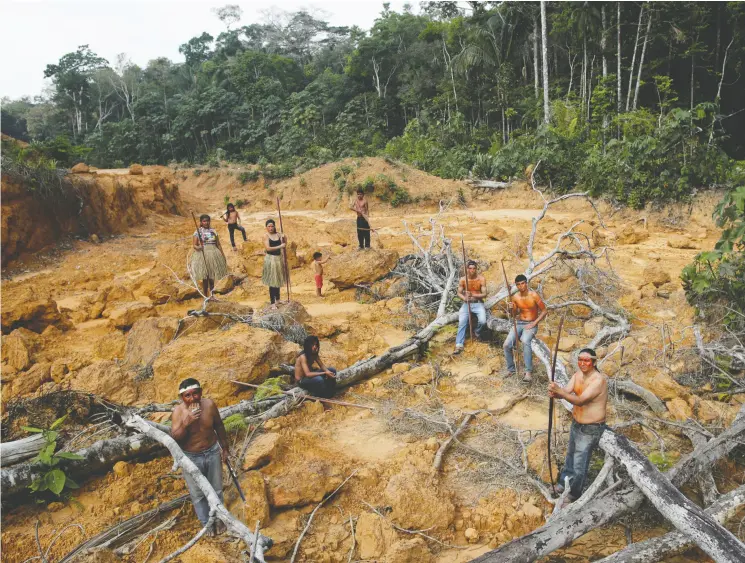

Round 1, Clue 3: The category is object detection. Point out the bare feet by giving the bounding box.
[522,372,533,383]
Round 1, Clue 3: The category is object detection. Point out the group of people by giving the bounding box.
[189,190,373,304]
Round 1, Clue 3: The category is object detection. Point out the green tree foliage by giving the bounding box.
[1,2,743,204]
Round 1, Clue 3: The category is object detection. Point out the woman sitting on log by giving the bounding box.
[295,335,337,398]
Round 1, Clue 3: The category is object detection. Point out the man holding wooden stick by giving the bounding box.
[350,188,371,249]
[453,260,487,355]
[503,274,547,382]
[171,379,231,536]
[548,348,607,506]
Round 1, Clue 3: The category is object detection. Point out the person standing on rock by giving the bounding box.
[503,274,547,382]
[171,378,231,535]
[548,348,607,506]
[295,335,337,398]
[453,260,487,355]
[191,214,228,299]
[262,219,286,306]
[350,188,371,250]
[221,203,247,251]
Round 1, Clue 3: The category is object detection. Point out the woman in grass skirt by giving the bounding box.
[262,218,286,306]
[190,214,228,298]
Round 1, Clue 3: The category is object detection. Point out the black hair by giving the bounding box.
[578,348,598,365]
[199,214,210,222]
[467,260,477,268]
[226,203,235,214]
[265,219,276,227]
[303,335,320,359]
[178,378,201,393]
[356,188,365,194]
[313,251,322,259]
[515,274,528,283]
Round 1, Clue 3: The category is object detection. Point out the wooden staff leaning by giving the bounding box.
[461,236,474,341]
[275,197,292,302]
[547,309,568,495]
[500,260,520,375]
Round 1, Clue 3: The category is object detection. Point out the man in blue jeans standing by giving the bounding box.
[503,274,547,382]
[549,348,608,506]
[453,261,487,355]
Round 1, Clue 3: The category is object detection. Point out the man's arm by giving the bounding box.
[527,292,548,328]
[171,406,194,442]
[316,356,335,377]
[210,400,230,462]
[456,278,467,301]
[551,377,603,406]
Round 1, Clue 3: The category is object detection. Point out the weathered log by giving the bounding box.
[597,484,745,563]
[1,397,281,499]
[124,414,272,560]
[0,433,46,467]
[599,430,745,562]
[472,404,745,563]
[464,179,511,190]
[685,428,719,507]
[611,379,667,415]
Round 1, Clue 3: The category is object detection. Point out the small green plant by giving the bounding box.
[223,194,231,207]
[193,169,205,177]
[223,414,248,433]
[254,377,285,401]
[238,170,260,184]
[299,176,307,187]
[23,414,83,500]
[235,199,247,208]
[647,451,678,471]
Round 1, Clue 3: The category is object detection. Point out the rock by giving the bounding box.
[526,434,559,483]
[124,317,180,367]
[104,301,156,330]
[695,399,737,425]
[267,458,344,508]
[666,398,692,421]
[667,235,698,250]
[152,323,294,402]
[402,365,433,385]
[68,361,138,405]
[236,471,270,525]
[9,362,51,398]
[642,264,671,288]
[71,163,90,173]
[113,461,132,477]
[50,360,69,383]
[592,228,617,246]
[1,287,66,334]
[557,335,579,352]
[619,290,642,309]
[212,274,239,294]
[93,333,126,360]
[521,502,543,519]
[384,537,432,562]
[243,433,281,470]
[386,297,405,311]
[384,464,454,531]
[617,224,650,245]
[392,362,411,374]
[239,241,268,277]
[129,163,144,175]
[425,437,439,451]
[1,328,37,371]
[487,226,509,241]
[355,513,398,559]
[583,317,604,338]
[619,337,640,365]
[326,248,399,289]
[632,370,689,401]
[465,528,480,543]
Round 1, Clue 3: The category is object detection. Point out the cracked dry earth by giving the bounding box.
[2,159,741,562]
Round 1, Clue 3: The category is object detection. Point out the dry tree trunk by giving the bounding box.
[0,434,46,467]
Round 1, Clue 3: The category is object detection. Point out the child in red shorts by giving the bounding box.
[312,251,329,297]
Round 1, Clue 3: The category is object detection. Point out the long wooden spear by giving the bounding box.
[191,211,212,297]
[460,235,473,341]
[500,260,520,375]
[275,197,292,302]
[547,309,568,495]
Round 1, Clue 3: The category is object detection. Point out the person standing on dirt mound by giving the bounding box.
[350,188,371,249]
[503,274,547,382]
[221,203,247,251]
[295,335,337,398]
[191,214,228,299]
[548,348,607,507]
[171,378,231,536]
[262,218,286,306]
[453,260,488,355]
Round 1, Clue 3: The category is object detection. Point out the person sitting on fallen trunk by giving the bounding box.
[295,335,337,398]
[171,378,231,535]
[548,348,608,506]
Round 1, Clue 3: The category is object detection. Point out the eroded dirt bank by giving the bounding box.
[2,159,742,562]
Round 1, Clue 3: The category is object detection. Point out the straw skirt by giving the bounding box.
[189,245,228,281]
[262,254,285,288]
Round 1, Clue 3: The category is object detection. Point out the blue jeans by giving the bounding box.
[299,368,337,398]
[559,421,605,500]
[503,320,537,373]
[183,441,223,525]
[456,303,486,346]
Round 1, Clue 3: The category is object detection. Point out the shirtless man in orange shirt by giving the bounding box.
[504,274,547,381]
[549,348,608,503]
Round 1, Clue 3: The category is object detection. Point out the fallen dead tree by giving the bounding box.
[0,433,46,467]
[471,404,745,563]
[1,396,282,498]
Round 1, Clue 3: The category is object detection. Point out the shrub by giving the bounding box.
[223,413,247,433]
[235,199,247,208]
[254,377,285,401]
[238,170,260,184]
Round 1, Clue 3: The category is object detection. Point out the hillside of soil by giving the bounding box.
[1,157,742,563]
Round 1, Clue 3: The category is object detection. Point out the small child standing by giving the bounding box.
[312,252,329,297]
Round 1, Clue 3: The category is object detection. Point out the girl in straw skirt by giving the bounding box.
[190,214,228,298]
[262,219,286,305]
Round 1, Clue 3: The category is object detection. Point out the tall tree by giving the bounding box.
[541,0,550,124]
